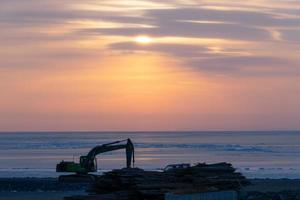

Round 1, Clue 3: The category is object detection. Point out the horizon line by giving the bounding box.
[0,130,299,133]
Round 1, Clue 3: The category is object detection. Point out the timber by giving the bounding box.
[65,162,249,200]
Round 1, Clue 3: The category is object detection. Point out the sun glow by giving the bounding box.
[134,36,152,44]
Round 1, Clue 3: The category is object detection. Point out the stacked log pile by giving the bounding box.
[66,162,249,200]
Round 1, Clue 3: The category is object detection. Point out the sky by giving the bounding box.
[0,0,300,131]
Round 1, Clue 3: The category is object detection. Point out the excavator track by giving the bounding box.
[58,174,97,183]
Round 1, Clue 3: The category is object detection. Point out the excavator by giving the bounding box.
[56,138,134,182]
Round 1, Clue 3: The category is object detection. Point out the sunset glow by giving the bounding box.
[134,36,153,44]
[1,0,300,131]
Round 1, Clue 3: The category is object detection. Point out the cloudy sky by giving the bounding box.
[1,0,300,131]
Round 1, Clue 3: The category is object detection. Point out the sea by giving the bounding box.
[0,131,299,179]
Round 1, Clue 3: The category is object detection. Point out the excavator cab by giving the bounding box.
[56,161,86,173]
[79,156,97,172]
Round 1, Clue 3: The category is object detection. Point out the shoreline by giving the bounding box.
[1,178,300,192]
[0,178,89,200]
[0,178,300,200]
[0,177,89,192]
[1,177,300,188]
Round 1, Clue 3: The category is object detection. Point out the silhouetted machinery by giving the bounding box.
[56,139,134,182]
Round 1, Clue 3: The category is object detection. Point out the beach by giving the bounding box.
[0,178,300,200]
[0,178,87,200]
[0,192,84,200]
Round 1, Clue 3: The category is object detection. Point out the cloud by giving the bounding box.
[1,0,300,76]
[148,7,300,27]
[71,6,300,41]
[74,7,275,41]
[281,29,300,43]
[109,41,299,76]
[110,42,212,57]
[188,56,300,76]
[80,21,269,41]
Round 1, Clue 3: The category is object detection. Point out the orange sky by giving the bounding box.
[0,0,300,131]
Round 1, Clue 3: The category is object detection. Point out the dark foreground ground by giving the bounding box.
[0,178,88,200]
[241,179,300,200]
[0,178,300,200]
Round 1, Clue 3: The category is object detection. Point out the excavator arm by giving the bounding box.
[83,139,135,170]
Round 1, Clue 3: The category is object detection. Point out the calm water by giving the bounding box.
[0,131,299,178]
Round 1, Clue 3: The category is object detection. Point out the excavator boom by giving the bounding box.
[83,139,134,170]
